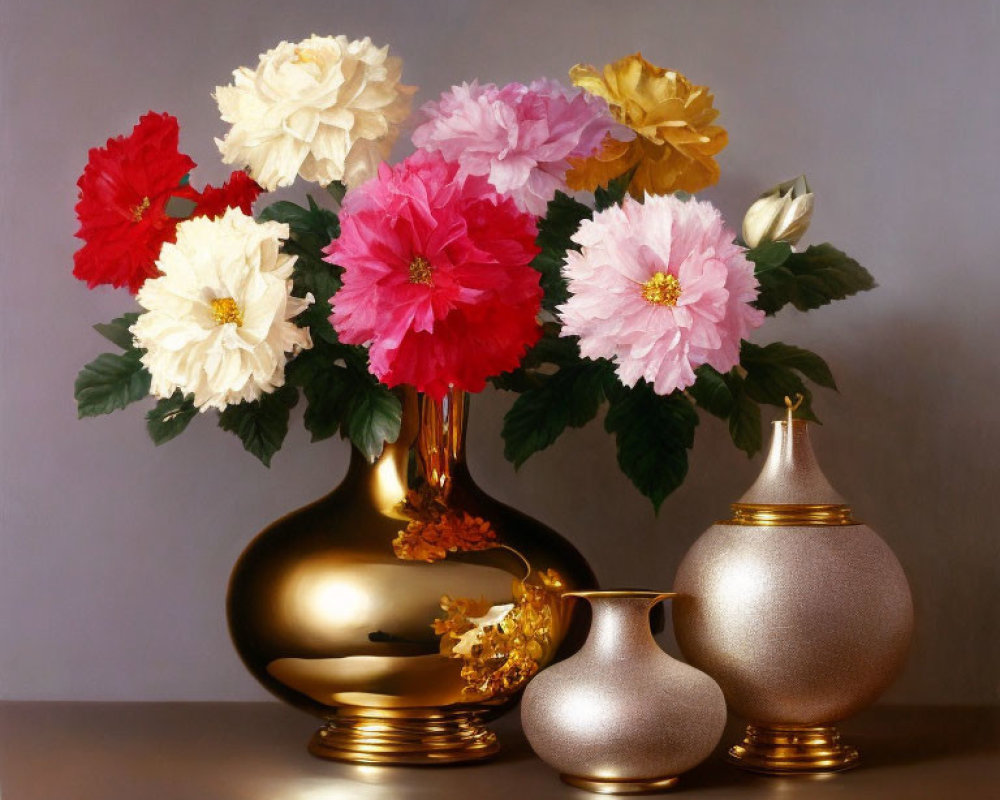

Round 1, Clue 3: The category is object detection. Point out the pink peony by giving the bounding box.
[558,194,764,395]
[411,79,616,215]
[326,151,542,398]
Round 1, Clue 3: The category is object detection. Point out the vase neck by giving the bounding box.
[343,387,470,509]
[574,592,673,662]
[414,388,468,493]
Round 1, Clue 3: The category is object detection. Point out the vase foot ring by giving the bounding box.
[561,775,679,794]
[727,723,860,774]
[308,708,499,765]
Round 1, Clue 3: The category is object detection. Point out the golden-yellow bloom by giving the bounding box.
[566,53,727,197]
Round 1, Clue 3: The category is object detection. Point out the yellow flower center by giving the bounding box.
[293,47,321,65]
[408,256,434,286]
[211,297,244,327]
[642,272,682,306]
[131,196,151,222]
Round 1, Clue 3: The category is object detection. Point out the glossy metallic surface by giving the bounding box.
[562,775,679,794]
[727,724,859,774]
[308,708,498,764]
[227,388,596,765]
[522,591,726,793]
[737,419,848,507]
[673,418,914,774]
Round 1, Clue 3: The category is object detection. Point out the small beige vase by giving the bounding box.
[521,591,727,794]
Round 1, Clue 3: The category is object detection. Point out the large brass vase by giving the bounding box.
[227,388,596,765]
[672,416,913,775]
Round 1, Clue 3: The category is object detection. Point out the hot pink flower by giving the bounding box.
[558,194,764,395]
[411,79,616,215]
[326,151,542,398]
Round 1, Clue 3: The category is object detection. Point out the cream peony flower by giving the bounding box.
[215,34,416,191]
[131,208,313,411]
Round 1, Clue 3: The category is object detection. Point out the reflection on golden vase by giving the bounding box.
[227,388,596,765]
[672,400,913,775]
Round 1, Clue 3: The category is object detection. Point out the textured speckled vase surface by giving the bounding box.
[672,416,913,774]
[227,388,596,766]
[521,591,727,794]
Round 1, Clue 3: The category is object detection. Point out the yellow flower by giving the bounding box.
[566,53,727,197]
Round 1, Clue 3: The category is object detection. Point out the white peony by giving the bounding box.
[131,208,313,411]
[214,34,416,191]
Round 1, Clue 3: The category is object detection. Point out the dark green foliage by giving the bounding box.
[75,351,150,418]
[146,391,197,445]
[218,385,299,467]
[604,382,699,513]
[531,192,591,311]
[502,359,614,467]
[594,166,637,211]
[751,242,876,315]
[92,313,140,350]
[287,341,402,462]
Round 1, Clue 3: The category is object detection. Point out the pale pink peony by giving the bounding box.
[558,194,764,395]
[411,79,616,215]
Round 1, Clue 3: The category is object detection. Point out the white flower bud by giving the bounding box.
[742,175,814,248]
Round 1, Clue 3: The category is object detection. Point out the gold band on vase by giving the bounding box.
[723,503,859,527]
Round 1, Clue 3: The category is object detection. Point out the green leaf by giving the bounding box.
[146,391,197,445]
[502,360,612,467]
[326,180,347,205]
[594,166,637,211]
[726,375,763,457]
[603,382,699,512]
[92,313,140,350]
[741,342,837,390]
[258,197,342,341]
[258,199,339,242]
[746,240,793,273]
[75,351,151,418]
[688,365,734,419]
[740,342,819,421]
[290,342,402,460]
[753,242,876,315]
[344,382,403,463]
[218,385,298,467]
[532,192,591,311]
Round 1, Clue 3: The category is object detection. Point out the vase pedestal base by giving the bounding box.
[561,775,679,794]
[727,723,859,774]
[308,707,499,765]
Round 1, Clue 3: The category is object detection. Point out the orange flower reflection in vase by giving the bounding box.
[391,489,499,562]
[566,53,728,198]
[435,570,565,698]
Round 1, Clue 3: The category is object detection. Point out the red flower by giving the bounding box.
[73,114,265,294]
[193,170,262,219]
[326,151,542,398]
[73,112,199,293]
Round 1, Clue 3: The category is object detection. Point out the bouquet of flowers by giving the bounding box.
[73,34,874,509]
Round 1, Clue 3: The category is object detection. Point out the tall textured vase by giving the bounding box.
[227,388,596,765]
[672,412,913,774]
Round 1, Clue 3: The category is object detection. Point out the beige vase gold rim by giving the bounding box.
[673,409,914,775]
[522,589,727,794]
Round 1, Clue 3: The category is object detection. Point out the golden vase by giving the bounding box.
[672,404,913,774]
[226,387,596,765]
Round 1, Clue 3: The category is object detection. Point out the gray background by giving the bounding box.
[1,0,997,704]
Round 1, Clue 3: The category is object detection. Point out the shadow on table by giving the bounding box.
[844,704,1000,768]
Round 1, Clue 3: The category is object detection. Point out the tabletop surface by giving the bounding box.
[1,702,997,800]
